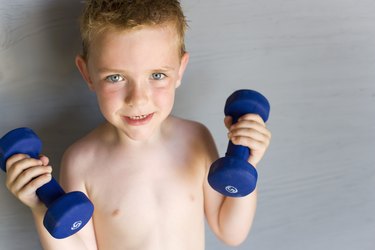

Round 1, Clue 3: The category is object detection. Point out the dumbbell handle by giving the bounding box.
[36,179,65,208]
[0,128,65,208]
[226,141,250,161]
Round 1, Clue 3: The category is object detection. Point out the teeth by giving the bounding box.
[129,114,148,120]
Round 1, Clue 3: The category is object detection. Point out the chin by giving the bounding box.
[122,127,158,142]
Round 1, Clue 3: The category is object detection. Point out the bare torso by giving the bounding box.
[62,116,213,250]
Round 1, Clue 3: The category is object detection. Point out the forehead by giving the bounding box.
[89,24,180,64]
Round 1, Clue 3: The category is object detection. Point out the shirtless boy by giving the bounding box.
[5,1,271,249]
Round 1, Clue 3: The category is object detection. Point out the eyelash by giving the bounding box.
[105,74,125,83]
[151,73,167,80]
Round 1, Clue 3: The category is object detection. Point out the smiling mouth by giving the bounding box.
[124,113,154,125]
[128,114,149,120]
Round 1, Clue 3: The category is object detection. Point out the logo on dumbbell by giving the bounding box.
[71,221,83,231]
[225,185,238,194]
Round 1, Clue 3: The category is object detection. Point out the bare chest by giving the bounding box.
[85,151,206,249]
[92,159,203,216]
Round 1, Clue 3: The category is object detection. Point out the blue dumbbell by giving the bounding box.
[208,89,270,197]
[0,127,94,239]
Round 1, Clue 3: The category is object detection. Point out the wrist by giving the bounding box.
[30,203,47,217]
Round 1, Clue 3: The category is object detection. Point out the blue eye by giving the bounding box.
[106,74,124,83]
[151,73,166,80]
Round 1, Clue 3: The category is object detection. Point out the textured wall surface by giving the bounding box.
[1,0,374,249]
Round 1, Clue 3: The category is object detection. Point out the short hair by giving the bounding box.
[79,0,188,60]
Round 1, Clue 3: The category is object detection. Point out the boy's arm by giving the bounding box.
[57,146,98,250]
[5,154,97,250]
[31,205,96,250]
[204,114,271,246]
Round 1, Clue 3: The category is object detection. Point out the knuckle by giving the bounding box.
[242,113,261,121]
[15,190,22,198]
[36,174,50,187]
[230,136,239,144]
[5,160,15,172]
[28,178,41,191]
[20,169,30,179]
[17,193,25,201]
[233,136,246,146]
[11,187,20,197]
[5,181,11,190]
[241,113,253,119]
[17,191,29,202]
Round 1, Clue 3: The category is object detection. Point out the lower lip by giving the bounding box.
[123,113,154,126]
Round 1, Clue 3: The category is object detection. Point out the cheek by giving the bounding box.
[153,88,175,112]
[96,91,123,115]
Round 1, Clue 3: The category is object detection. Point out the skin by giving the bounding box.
[5,23,271,250]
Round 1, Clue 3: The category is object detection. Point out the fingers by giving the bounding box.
[6,154,42,182]
[227,113,271,147]
[5,154,52,197]
[17,173,52,201]
[237,113,266,125]
[11,166,52,195]
[39,154,50,166]
[224,113,271,167]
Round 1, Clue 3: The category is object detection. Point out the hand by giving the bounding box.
[225,114,271,167]
[5,154,52,210]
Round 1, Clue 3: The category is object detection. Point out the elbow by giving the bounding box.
[221,237,247,247]
[218,230,249,247]
[213,217,253,246]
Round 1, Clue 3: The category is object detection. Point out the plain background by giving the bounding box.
[1,0,375,249]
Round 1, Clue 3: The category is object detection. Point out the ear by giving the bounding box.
[175,52,189,88]
[75,55,95,91]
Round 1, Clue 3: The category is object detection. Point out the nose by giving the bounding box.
[125,83,149,107]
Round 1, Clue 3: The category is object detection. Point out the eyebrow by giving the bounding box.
[156,66,176,71]
[97,66,176,74]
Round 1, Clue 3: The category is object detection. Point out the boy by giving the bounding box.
[5,0,271,249]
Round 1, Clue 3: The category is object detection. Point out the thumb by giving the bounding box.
[39,155,50,166]
[224,116,233,130]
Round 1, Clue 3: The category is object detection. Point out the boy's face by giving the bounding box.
[76,24,189,141]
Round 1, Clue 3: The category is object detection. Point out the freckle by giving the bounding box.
[112,209,120,217]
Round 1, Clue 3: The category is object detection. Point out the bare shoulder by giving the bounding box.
[62,127,102,166]
[168,116,211,139]
[167,116,218,162]
[59,124,108,191]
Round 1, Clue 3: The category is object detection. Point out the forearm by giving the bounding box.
[31,207,89,250]
[218,189,257,246]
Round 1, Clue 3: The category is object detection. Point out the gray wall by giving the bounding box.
[1,0,374,249]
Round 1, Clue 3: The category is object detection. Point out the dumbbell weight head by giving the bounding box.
[208,89,270,197]
[44,190,94,239]
[0,128,94,239]
[0,127,42,170]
